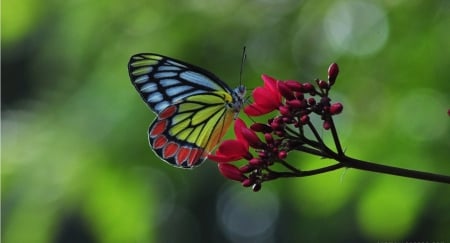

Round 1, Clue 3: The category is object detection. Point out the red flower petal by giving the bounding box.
[244,104,269,116]
[208,153,241,163]
[253,87,279,109]
[233,118,247,143]
[208,137,249,163]
[217,140,248,157]
[218,163,247,182]
[261,74,278,94]
[244,74,283,117]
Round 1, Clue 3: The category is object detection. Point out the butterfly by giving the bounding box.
[128,53,246,168]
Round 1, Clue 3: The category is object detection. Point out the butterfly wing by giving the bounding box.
[149,92,236,168]
[128,53,240,168]
[128,53,233,113]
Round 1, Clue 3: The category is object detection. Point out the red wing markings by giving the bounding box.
[148,106,210,168]
[147,92,233,168]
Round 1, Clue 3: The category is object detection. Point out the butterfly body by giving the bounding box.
[128,54,245,168]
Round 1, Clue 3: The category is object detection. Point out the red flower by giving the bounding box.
[208,118,252,163]
[244,75,282,116]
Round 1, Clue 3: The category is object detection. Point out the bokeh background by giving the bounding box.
[2,0,449,242]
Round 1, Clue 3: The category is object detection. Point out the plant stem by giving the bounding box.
[328,117,344,155]
[266,162,344,180]
[340,155,450,184]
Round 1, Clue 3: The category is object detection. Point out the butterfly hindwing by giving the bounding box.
[148,92,236,168]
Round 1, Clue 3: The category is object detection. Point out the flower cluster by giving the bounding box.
[209,63,344,191]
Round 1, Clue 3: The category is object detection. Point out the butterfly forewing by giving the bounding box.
[128,53,232,113]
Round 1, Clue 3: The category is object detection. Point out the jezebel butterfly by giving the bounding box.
[128,53,245,168]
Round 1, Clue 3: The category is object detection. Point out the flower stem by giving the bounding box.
[278,158,303,173]
[340,155,450,184]
[328,117,344,155]
[266,162,344,180]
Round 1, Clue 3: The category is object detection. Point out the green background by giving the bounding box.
[2,0,449,242]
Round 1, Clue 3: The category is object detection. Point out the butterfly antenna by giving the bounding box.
[239,46,247,86]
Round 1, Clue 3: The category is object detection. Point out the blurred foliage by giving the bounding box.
[2,0,449,242]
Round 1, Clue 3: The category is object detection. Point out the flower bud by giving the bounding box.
[218,163,247,182]
[294,92,304,100]
[275,130,285,137]
[285,80,303,91]
[302,83,314,92]
[249,158,262,166]
[270,117,284,130]
[323,120,331,130]
[330,103,343,115]
[300,115,309,124]
[242,178,254,187]
[278,81,295,100]
[240,165,254,173]
[279,105,291,116]
[264,133,274,144]
[286,99,305,109]
[252,183,262,192]
[278,150,287,159]
[317,79,329,89]
[328,63,339,85]
[241,127,265,149]
[258,151,268,158]
[250,123,273,133]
